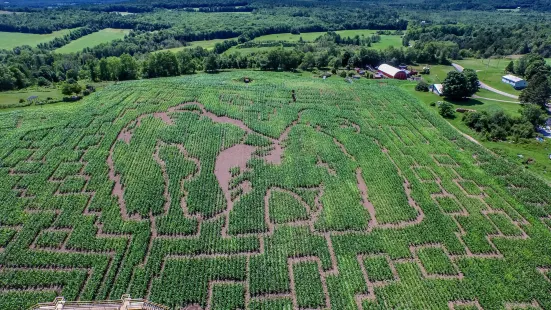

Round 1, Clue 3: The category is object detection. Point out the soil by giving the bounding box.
[214,144,256,203]
[356,168,377,229]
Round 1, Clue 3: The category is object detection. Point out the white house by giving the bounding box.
[502,74,527,90]
[430,84,444,96]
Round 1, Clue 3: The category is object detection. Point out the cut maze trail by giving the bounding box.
[109,101,485,308]
[4,78,551,310]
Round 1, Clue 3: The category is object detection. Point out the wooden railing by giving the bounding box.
[30,296,169,310]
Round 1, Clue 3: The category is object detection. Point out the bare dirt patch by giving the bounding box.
[215,144,257,206]
[356,168,377,229]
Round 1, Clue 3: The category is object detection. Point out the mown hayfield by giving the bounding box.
[0,87,63,109]
[1,71,551,309]
[252,30,402,49]
[160,38,237,53]
[0,29,75,50]
[54,28,131,54]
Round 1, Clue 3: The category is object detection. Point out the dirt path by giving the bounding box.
[471,95,520,104]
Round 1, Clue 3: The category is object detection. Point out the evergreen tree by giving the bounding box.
[505,61,514,73]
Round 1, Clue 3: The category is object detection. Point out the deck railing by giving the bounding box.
[30,296,169,310]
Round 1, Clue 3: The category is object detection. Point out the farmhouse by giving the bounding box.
[430,83,444,96]
[377,64,407,80]
[502,74,527,90]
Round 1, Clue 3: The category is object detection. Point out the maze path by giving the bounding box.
[2,76,551,310]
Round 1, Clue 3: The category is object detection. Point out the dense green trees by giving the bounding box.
[463,69,480,95]
[463,104,545,141]
[0,64,17,91]
[443,71,478,99]
[61,81,82,96]
[519,72,551,108]
[204,54,219,73]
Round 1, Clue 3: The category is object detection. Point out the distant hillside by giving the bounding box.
[4,0,550,11]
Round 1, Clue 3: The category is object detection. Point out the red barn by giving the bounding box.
[377,64,407,80]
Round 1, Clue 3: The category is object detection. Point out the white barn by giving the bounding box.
[502,74,527,90]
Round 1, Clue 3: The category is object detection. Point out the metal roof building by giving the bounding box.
[377,64,407,80]
[502,74,527,90]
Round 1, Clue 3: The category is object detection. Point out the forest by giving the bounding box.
[1,3,551,93]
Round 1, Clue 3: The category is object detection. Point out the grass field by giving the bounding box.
[454,58,522,96]
[160,38,237,53]
[224,45,295,55]
[159,29,402,55]
[251,30,402,50]
[54,28,131,54]
[0,87,63,109]
[413,63,521,103]
[1,71,551,309]
[0,29,75,50]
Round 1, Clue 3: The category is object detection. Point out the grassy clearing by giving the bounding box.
[0,29,75,50]
[454,58,522,96]
[0,88,63,109]
[224,45,295,55]
[161,38,236,53]
[54,28,131,54]
[158,29,402,55]
[0,81,112,110]
[413,63,520,103]
[252,30,402,49]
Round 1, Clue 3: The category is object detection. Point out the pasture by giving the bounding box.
[251,30,402,49]
[54,28,131,54]
[0,29,75,50]
[161,38,237,53]
[0,87,63,109]
[1,72,551,309]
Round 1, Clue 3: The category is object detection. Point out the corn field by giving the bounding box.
[0,71,551,309]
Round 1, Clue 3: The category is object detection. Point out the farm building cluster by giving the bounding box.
[376,64,416,80]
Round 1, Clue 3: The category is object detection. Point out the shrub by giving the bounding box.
[339,71,347,78]
[415,81,429,92]
[37,77,51,87]
[438,102,455,118]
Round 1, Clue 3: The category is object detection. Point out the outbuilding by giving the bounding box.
[502,74,527,90]
[430,84,444,96]
[377,64,407,80]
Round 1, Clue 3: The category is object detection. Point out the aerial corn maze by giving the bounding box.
[1,72,551,310]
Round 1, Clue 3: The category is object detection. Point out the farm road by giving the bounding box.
[470,95,520,104]
[452,63,520,100]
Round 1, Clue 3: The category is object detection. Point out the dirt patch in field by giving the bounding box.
[240,180,252,195]
[215,144,256,204]
[356,168,377,229]
[153,112,174,125]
